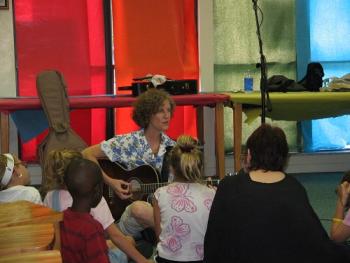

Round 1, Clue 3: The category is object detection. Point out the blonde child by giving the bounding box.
[153,135,216,263]
[43,149,150,263]
[0,153,42,204]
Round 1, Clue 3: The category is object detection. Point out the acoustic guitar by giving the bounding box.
[98,159,220,221]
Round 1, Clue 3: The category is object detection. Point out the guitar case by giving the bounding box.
[36,70,87,189]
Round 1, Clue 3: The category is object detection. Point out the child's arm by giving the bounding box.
[330,198,350,242]
[153,198,161,242]
[330,182,350,242]
[106,223,149,263]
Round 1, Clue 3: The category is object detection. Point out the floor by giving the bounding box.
[293,172,344,232]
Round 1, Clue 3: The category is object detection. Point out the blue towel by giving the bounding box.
[10,110,49,142]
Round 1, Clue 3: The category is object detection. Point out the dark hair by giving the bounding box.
[132,89,175,128]
[336,171,350,209]
[340,171,350,184]
[64,158,102,198]
[246,124,289,172]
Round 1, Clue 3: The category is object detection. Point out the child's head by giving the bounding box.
[64,158,103,208]
[336,171,350,209]
[170,135,203,183]
[340,171,350,184]
[0,153,30,190]
[43,149,82,194]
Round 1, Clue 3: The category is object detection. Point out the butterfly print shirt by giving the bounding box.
[154,182,216,261]
[101,129,175,172]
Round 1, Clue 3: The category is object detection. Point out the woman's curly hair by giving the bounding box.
[132,89,175,128]
[41,149,82,196]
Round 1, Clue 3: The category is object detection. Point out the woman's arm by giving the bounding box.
[106,224,150,263]
[82,144,131,199]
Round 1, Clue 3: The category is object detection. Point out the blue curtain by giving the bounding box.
[298,0,350,152]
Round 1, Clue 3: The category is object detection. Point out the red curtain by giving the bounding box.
[14,0,107,161]
[112,0,199,138]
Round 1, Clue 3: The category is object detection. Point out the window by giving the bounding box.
[298,0,350,152]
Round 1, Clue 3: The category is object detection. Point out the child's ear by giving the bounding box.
[8,168,23,185]
[91,182,103,208]
[12,167,22,178]
[243,149,252,172]
[247,149,252,163]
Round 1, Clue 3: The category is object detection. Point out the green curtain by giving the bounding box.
[213,0,298,152]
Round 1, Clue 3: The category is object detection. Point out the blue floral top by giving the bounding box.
[101,129,175,173]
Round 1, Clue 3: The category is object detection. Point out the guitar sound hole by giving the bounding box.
[129,177,142,200]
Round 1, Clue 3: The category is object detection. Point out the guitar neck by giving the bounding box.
[138,182,168,194]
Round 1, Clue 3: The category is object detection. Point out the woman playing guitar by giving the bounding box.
[82,89,176,237]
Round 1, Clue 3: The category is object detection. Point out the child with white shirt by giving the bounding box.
[0,153,42,204]
[153,135,216,263]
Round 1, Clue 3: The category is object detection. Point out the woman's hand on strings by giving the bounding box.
[110,178,132,199]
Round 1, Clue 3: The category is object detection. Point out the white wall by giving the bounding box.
[0,0,18,156]
[198,0,217,176]
[0,0,16,97]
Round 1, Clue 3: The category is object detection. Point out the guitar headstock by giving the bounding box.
[205,172,237,188]
[205,176,220,188]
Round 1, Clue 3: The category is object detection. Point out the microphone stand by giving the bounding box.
[252,0,271,124]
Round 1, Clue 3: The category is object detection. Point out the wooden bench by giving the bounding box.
[0,223,55,256]
[0,201,62,259]
[0,201,62,228]
[0,250,62,263]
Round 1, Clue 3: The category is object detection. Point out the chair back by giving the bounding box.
[0,201,62,228]
[0,223,54,256]
[0,250,62,263]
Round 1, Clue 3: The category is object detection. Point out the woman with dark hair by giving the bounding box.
[204,124,349,263]
[83,89,176,238]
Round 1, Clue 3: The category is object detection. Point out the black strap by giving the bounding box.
[160,146,173,183]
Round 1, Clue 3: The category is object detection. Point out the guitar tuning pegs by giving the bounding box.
[226,172,236,177]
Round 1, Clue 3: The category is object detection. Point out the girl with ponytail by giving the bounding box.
[153,135,215,263]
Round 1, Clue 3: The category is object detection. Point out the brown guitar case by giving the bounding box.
[36,70,87,189]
